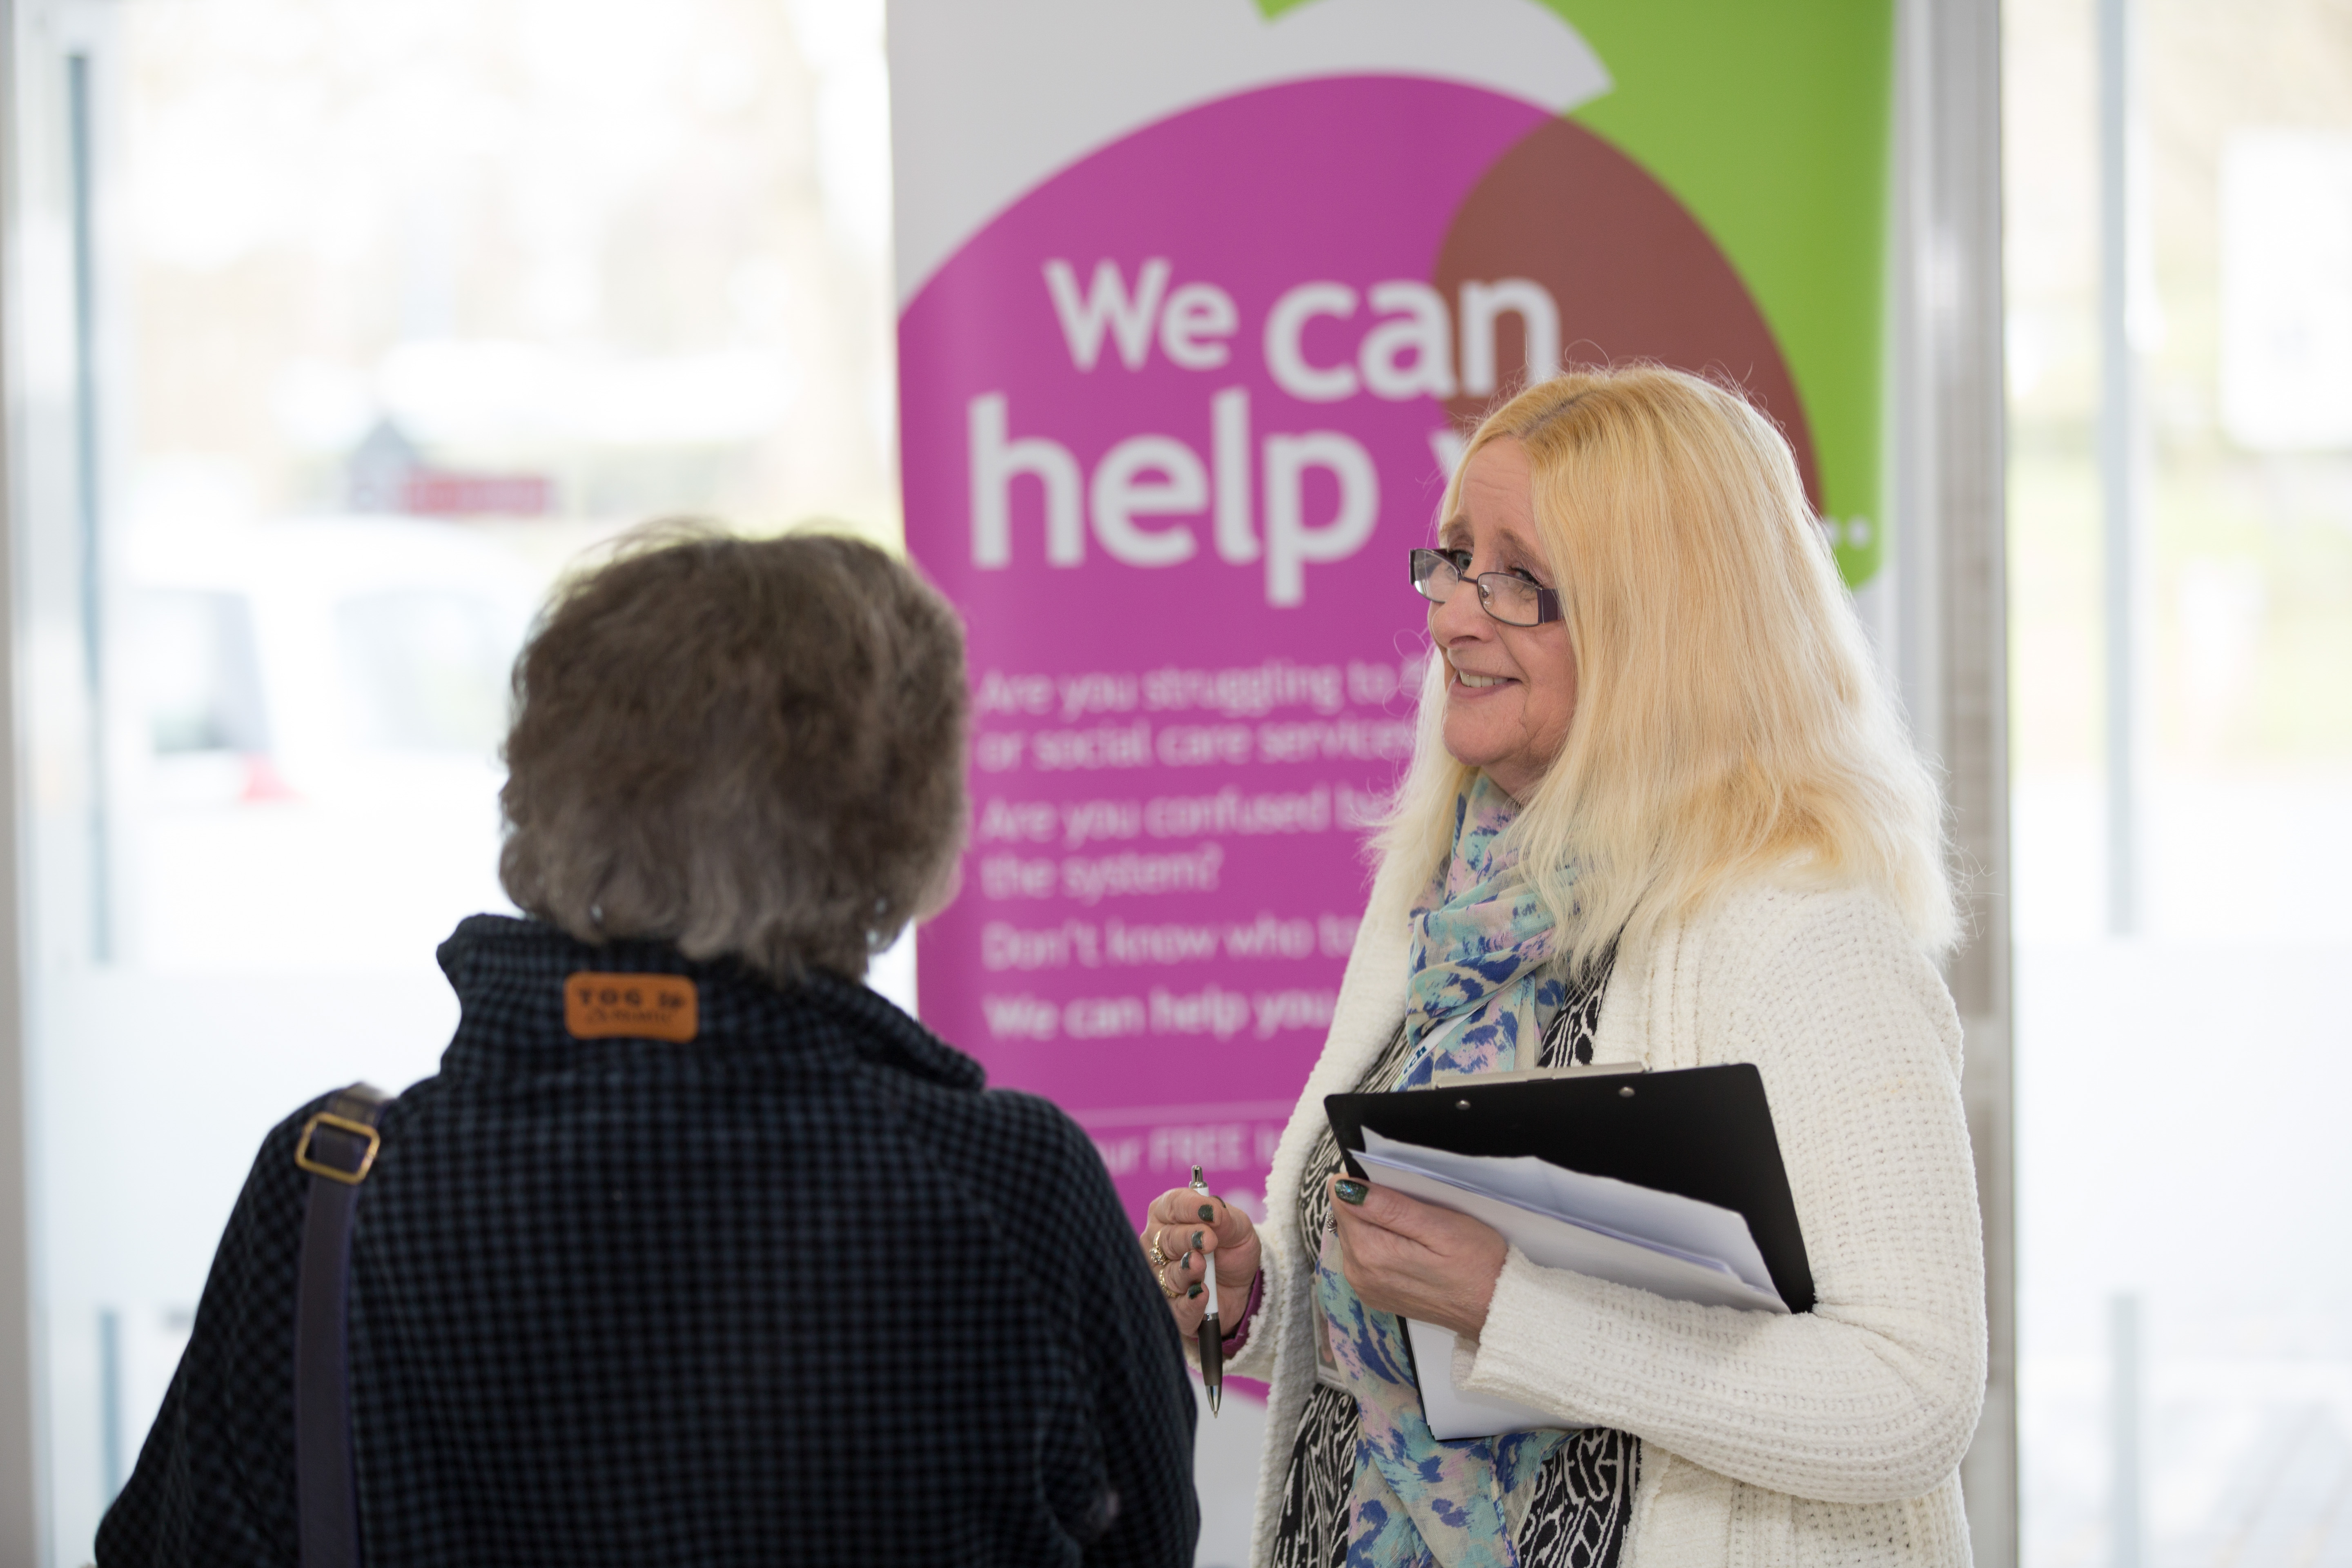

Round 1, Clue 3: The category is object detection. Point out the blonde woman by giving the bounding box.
[1140,365,1985,1568]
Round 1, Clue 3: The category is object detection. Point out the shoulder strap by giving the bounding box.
[293,1083,395,1568]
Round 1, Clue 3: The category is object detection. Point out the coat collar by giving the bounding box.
[432,914,984,1091]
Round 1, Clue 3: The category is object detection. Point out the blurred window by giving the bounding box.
[2007,1,2352,1564]
[131,589,269,755]
[334,590,511,756]
[8,0,898,1557]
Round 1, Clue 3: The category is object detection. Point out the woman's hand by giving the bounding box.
[1139,1186,1261,1338]
[1329,1174,1508,1339]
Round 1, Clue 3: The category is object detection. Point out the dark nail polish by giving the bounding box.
[1198,1204,1215,1221]
[1334,1178,1368,1205]
[1187,1284,1203,1298]
[1191,1230,1205,1250]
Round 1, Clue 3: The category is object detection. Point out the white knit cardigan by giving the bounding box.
[1223,852,1987,1568]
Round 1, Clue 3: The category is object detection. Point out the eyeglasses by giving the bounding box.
[1409,548,1561,627]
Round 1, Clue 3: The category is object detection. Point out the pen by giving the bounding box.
[1191,1164,1221,1416]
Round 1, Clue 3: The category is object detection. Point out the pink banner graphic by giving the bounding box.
[900,74,1809,1226]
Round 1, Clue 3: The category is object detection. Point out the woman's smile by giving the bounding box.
[1448,658,1513,692]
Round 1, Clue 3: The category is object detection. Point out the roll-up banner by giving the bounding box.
[890,0,1892,1227]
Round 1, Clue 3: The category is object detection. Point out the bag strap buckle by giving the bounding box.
[294,1107,384,1185]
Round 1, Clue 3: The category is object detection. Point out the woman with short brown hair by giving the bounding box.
[101,529,1199,1568]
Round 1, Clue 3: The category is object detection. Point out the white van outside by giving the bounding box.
[119,517,543,971]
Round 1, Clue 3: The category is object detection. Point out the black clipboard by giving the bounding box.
[1325,1063,1815,1314]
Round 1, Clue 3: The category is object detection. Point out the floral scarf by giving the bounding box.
[1314,773,1572,1566]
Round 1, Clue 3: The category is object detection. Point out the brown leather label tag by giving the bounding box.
[564,973,699,1043]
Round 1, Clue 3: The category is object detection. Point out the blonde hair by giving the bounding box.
[1378,364,1955,972]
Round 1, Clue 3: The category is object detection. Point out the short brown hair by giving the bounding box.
[499,528,968,980]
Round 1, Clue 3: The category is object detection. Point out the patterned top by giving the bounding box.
[1272,954,1638,1568]
[98,916,1198,1568]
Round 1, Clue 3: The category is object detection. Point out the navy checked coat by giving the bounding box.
[98,916,1199,1566]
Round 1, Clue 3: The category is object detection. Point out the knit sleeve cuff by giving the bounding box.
[1219,1267,1265,1356]
[1456,1245,1615,1421]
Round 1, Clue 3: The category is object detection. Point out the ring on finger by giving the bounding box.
[1155,1261,1184,1300]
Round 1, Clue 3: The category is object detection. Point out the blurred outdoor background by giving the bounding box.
[2005,1,2352,1564]
[3,0,2348,1562]
[8,0,902,1555]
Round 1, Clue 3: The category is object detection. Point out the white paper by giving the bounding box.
[1361,1128,1780,1296]
[1350,1131,1786,1439]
